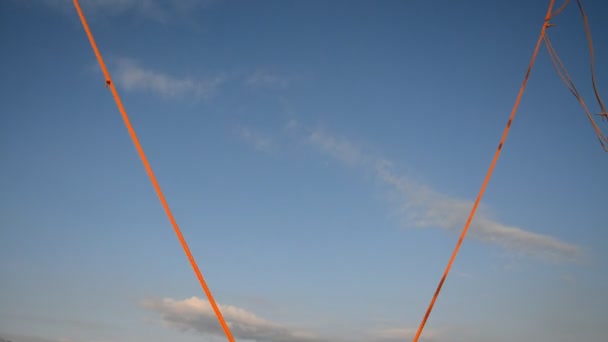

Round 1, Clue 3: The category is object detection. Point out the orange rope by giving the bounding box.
[576,0,608,121]
[72,1,236,342]
[544,0,608,151]
[551,0,571,17]
[411,1,556,341]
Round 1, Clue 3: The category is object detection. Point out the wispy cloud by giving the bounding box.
[112,58,225,100]
[79,0,166,20]
[88,58,291,101]
[141,296,324,342]
[0,312,113,332]
[245,70,289,89]
[285,123,582,262]
[308,129,368,166]
[238,127,274,153]
[368,327,442,342]
[0,333,77,342]
[375,163,581,261]
[32,0,218,22]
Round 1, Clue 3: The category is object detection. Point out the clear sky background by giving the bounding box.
[1,1,607,342]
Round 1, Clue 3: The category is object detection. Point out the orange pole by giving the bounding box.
[411,0,556,341]
[72,1,236,341]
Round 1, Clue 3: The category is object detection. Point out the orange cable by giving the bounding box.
[545,40,608,152]
[543,0,608,151]
[551,0,571,17]
[576,0,607,119]
[72,1,236,341]
[411,1,556,341]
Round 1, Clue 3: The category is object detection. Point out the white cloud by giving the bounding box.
[375,163,581,261]
[303,126,581,262]
[369,327,442,342]
[88,58,291,101]
[33,0,217,22]
[308,129,368,166]
[246,70,289,89]
[141,296,324,342]
[0,334,76,342]
[284,119,300,131]
[89,0,165,21]
[239,127,274,153]
[113,58,225,100]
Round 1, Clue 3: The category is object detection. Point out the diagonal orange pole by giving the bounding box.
[72,1,236,341]
[411,0,556,341]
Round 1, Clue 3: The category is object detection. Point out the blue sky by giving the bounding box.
[1,0,608,341]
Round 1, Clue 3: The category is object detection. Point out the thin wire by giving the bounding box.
[543,0,608,151]
[71,1,237,341]
[575,0,608,121]
[551,0,571,17]
[411,1,557,341]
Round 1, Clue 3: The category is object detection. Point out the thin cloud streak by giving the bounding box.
[375,161,581,262]
[141,296,325,342]
[239,127,274,153]
[0,334,77,342]
[113,58,225,100]
[308,129,368,166]
[368,327,442,342]
[246,70,289,89]
[89,58,289,101]
[302,126,581,262]
[32,0,217,22]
